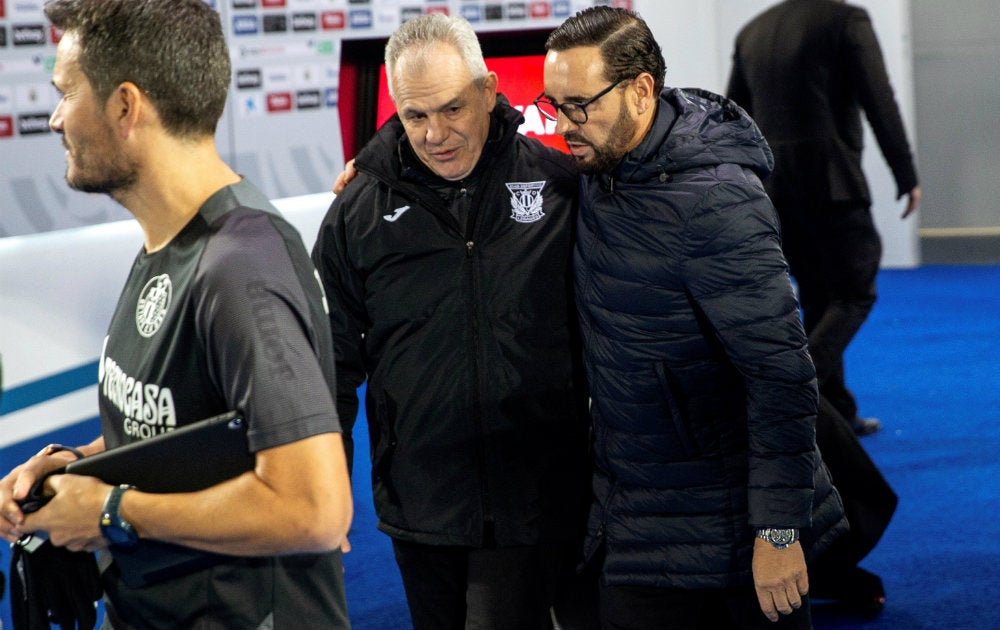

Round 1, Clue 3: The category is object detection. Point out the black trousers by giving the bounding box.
[598,582,812,630]
[392,539,581,630]
[777,200,882,421]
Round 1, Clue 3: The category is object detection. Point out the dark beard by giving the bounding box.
[565,103,638,175]
[69,170,139,195]
[66,154,139,196]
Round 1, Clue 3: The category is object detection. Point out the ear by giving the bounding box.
[630,72,657,116]
[106,81,146,139]
[482,71,499,112]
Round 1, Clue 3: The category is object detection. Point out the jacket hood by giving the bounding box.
[617,87,774,182]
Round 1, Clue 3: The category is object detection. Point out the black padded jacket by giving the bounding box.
[312,97,591,547]
[575,88,847,588]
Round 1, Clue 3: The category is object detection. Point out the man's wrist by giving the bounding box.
[756,527,799,549]
[37,443,85,460]
[100,484,139,548]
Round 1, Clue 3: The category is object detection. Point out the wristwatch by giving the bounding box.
[756,527,799,549]
[101,484,139,548]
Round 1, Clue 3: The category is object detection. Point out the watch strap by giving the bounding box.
[756,527,799,549]
[101,484,138,547]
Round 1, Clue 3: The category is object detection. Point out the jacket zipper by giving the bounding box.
[460,186,494,542]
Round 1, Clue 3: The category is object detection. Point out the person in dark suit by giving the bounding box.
[727,0,920,437]
[727,1,915,616]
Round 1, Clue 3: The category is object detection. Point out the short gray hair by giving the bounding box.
[384,14,488,101]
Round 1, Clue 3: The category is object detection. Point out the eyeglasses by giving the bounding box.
[533,79,628,125]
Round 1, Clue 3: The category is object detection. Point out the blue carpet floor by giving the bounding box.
[2,265,997,629]
[811,265,1000,630]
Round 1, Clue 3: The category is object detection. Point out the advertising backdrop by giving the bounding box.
[0,0,617,238]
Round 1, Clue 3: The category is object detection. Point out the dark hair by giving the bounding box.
[545,6,666,95]
[44,0,231,138]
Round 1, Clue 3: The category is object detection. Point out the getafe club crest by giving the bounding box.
[506,180,546,224]
[135,274,172,338]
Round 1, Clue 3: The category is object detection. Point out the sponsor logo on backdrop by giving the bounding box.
[507,3,526,19]
[13,1,42,12]
[291,12,316,31]
[484,5,503,20]
[240,94,264,117]
[15,82,51,110]
[236,68,262,90]
[348,9,371,28]
[529,2,549,18]
[514,103,558,138]
[233,0,256,8]
[261,0,286,7]
[17,111,49,134]
[460,5,481,22]
[263,14,287,33]
[0,115,13,138]
[233,14,259,34]
[12,24,45,46]
[325,87,338,108]
[400,7,421,22]
[0,0,5,19]
[266,91,292,112]
[553,0,570,17]
[264,67,291,87]
[320,10,345,29]
[296,89,321,109]
[0,27,6,48]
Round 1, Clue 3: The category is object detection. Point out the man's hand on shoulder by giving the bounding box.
[333,159,358,195]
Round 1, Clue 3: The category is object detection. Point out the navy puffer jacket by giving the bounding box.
[576,88,847,588]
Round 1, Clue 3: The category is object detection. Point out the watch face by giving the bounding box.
[770,529,795,545]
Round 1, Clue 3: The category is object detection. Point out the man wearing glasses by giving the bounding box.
[538,7,847,630]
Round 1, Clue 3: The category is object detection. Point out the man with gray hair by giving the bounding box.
[313,13,593,630]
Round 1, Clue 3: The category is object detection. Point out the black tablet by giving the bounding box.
[65,410,254,493]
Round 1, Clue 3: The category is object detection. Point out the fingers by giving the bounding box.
[756,590,779,622]
[757,591,803,622]
[1,472,29,540]
[332,173,348,195]
[1,512,25,542]
[332,158,357,194]
[756,579,808,622]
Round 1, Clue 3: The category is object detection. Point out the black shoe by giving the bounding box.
[851,416,881,436]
